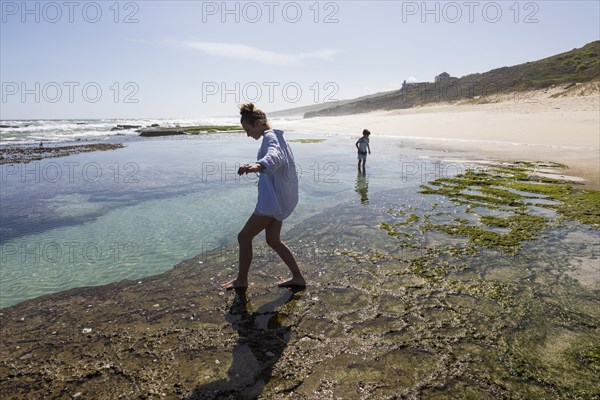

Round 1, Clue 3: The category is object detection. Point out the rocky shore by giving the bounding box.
[0,143,124,164]
[107,123,243,137]
[136,125,243,137]
[0,125,244,164]
[1,162,598,399]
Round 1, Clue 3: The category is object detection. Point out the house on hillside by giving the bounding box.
[403,72,458,89]
[435,72,457,82]
[402,79,429,89]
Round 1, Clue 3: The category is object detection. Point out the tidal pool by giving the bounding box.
[0,137,598,399]
[1,132,446,307]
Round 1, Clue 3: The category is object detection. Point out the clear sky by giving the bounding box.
[1,0,598,119]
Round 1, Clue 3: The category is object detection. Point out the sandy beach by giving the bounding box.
[278,86,600,188]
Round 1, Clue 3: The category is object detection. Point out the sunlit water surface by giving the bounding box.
[1,133,442,307]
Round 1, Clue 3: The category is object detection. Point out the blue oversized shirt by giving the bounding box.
[255,129,298,221]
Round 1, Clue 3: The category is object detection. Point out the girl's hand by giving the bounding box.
[238,163,263,175]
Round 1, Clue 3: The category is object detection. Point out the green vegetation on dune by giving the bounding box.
[306,41,600,117]
[462,40,600,91]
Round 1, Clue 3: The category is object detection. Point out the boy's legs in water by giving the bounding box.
[358,157,366,172]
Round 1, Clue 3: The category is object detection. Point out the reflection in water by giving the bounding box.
[355,171,369,205]
[190,288,305,400]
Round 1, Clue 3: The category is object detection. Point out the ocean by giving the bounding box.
[0,118,246,146]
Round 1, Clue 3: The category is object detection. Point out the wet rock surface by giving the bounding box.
[138,126,242,137]
[0,163,598,399]
[0,143,124,164]
[111,125,142,131]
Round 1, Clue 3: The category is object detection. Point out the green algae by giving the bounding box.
[514,160,569,169]
[421,214,548,254]
[415,162,599,254]
[368,160,600,397]
[378,222,415,246]
[581,346,600,368]
[185,125,243,133]
[340,248,388,264]
[505,181,573,199]
[556,190,600,227]
[288,139,326,144]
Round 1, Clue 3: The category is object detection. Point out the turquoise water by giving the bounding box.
[0,132,450,307]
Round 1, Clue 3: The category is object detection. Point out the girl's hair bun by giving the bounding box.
[239,103,268,125]
[239,102,255,115]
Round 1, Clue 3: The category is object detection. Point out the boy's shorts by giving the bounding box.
[358,151,367,161]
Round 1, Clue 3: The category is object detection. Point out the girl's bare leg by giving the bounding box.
[265,219,306,287]
[221,213,273,290]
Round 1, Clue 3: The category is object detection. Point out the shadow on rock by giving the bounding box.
[189,287,305,400]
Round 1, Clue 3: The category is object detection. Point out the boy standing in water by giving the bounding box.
[356,129,371,171]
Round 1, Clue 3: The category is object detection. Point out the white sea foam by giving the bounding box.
[0,118,233,146]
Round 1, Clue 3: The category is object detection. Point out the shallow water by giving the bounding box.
[0,133,448,307]
[0,135,598,398]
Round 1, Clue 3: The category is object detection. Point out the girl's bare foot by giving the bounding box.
[278,277,306,288]
[221,279,247,290]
